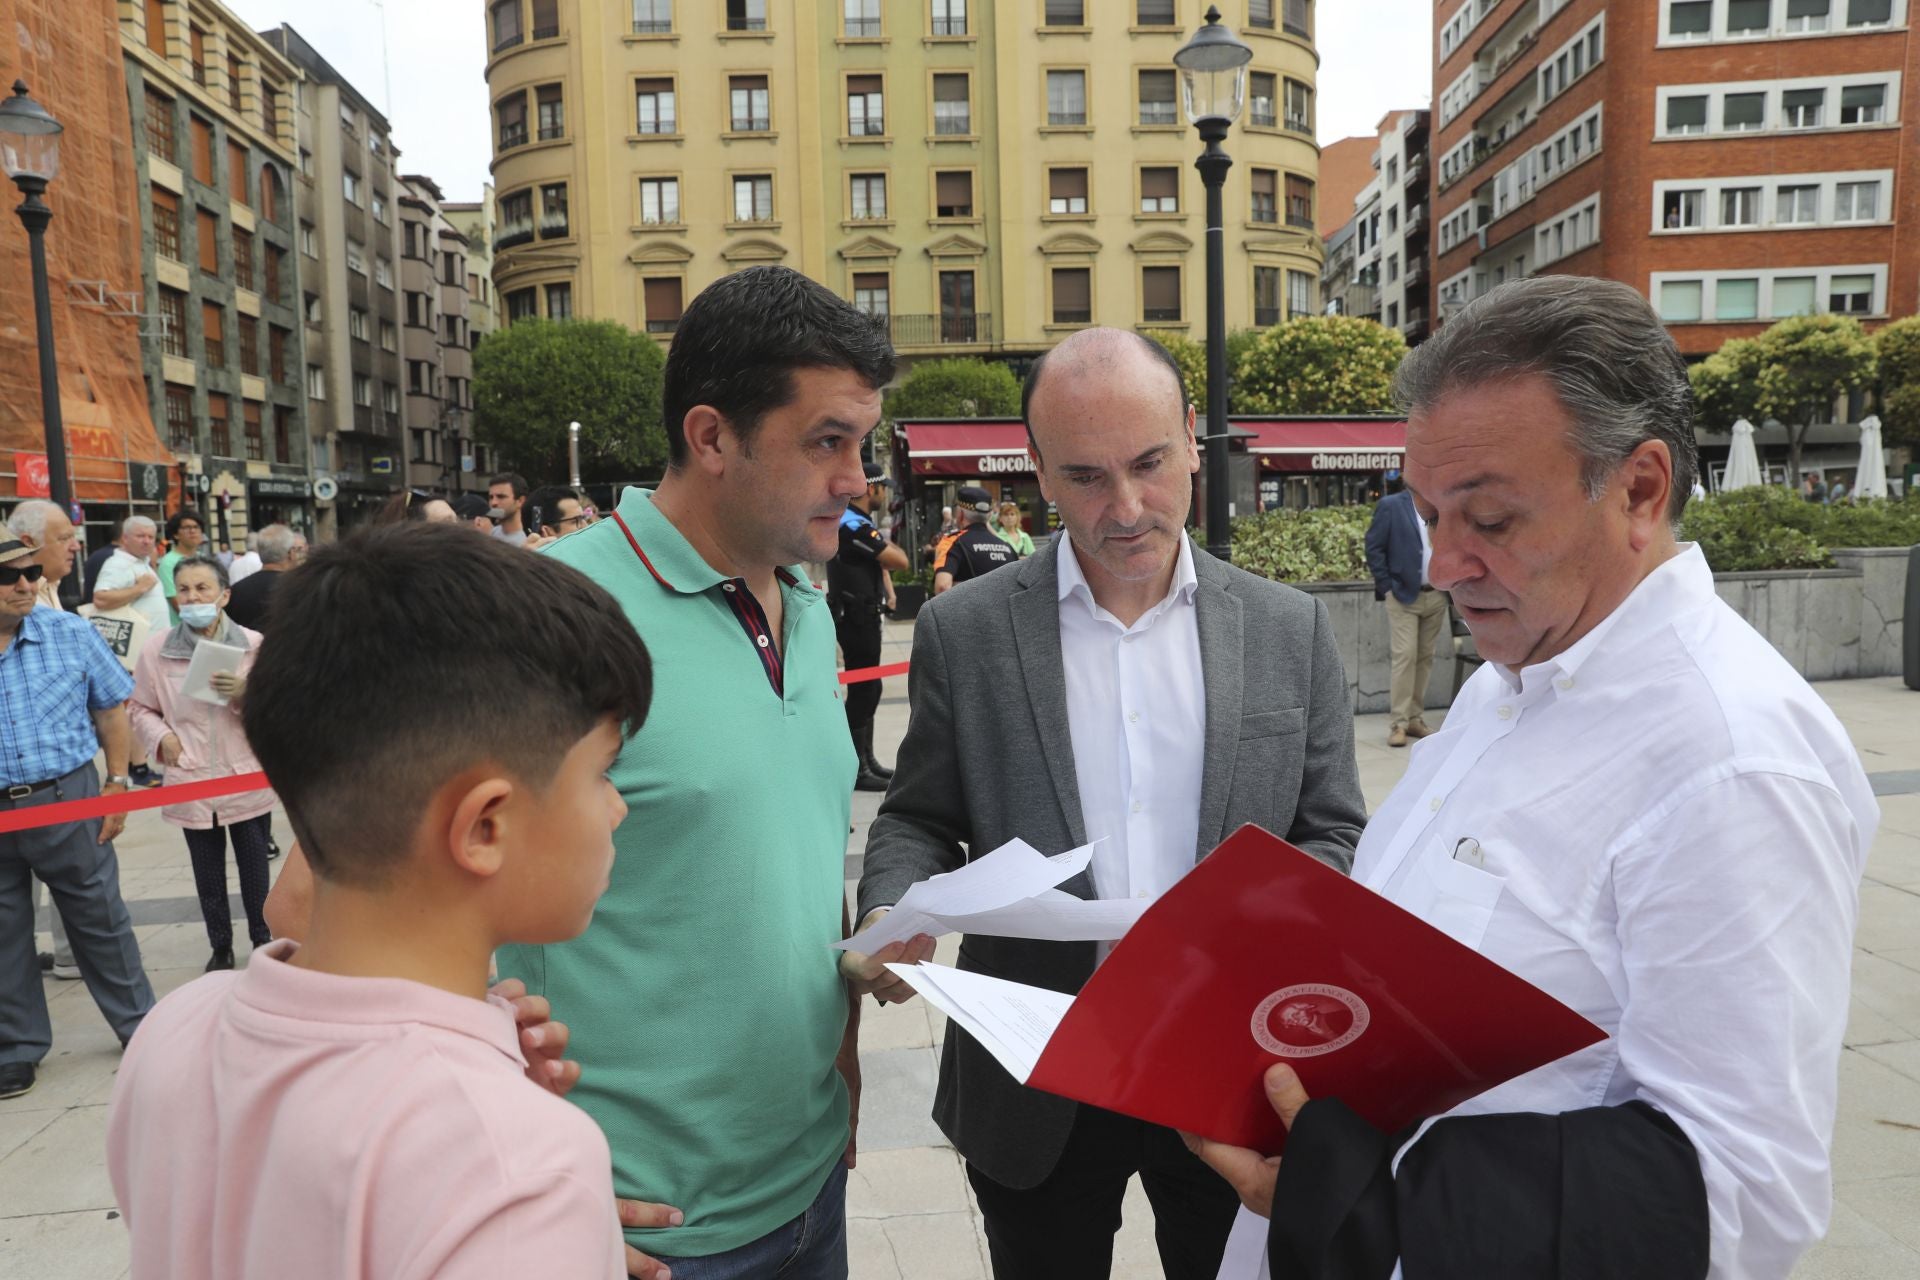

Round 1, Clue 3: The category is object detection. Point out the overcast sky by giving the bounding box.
[222,0,1433,201]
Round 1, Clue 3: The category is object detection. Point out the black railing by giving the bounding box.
[1143,307,1181,323]
[1255,306,1281,326]
[493,32,523,53]
[533,23,559,39]
[1048,110,1087,126]
[646,318,679,334]
[538,123,565,141]
[1287,214,1315,230]
[890,312,991,346]
[494,227,535,251]
[846,18,880,36]
[500,123,527,149]
[1052,309,1091,324]
[932,18,966,35]
[633,19,671,33]
[1251,109,1277,127]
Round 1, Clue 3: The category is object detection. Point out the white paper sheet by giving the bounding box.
[884,961,1074,1082]
[1216,1207,1272,1280]
[835,838,1100,953]
[181,639,245,706]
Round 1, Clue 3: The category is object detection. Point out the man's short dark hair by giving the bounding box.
[166,508,205,541]
[488,472,529,500]
[661,265,896,467]
[242,523,652,887]
[527,485,579,534]
[452,493,493,523]
[1020,331,1188,457]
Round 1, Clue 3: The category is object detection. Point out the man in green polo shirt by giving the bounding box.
[495,266,920,1280]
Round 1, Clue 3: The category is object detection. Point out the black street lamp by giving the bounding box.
[1174,8,1252,563]
[0,80,70,510]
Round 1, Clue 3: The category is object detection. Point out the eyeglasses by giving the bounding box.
[554,512,593,530]
[0,563,45,586]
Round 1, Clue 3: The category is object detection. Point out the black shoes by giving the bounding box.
[0,1062,33,1100]
[129,763,162,788]
[205,948,235,972]
[851,720,894,791]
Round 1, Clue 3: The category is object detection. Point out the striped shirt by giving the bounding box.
[0,607,134,787]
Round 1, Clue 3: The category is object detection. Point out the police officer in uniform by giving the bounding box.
[934,486,1019,595]
[831,462,909,792]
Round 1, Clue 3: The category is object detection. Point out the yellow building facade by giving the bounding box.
[483,0,1324,359]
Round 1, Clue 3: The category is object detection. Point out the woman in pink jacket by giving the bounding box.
[129,556,277,972]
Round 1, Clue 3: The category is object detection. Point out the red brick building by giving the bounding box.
[1430,0,1917,358]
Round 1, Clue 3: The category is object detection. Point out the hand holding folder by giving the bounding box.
[890,824,1605,1154]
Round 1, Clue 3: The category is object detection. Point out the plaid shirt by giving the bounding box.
[0,606,134,787]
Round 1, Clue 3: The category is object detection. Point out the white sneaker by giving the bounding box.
[50,963,82,981]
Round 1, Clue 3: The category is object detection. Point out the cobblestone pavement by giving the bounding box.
[5,619,1918,1277]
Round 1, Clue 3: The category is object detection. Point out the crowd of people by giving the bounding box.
[0,266,1882,1280]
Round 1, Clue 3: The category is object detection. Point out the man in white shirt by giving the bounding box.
[850,328,1368,1280]
[1190,276,1876,1280]
[92,515,168,634]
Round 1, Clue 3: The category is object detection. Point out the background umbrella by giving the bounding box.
[1722,418,1764,491]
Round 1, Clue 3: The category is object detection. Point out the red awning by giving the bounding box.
[1242,419,1406,472]
[899,419,1035,478]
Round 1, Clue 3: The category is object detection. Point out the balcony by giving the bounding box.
[890,312,992,347]
[1404,258,1428,288]
[1286,214,1314,230]
[1404,201,1428,236]
[499,123,527,150]
[1284,115,1312,136]
[494,221,535,252]
[538,123,565,142]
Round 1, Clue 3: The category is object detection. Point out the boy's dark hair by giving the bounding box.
[526,485,579,534]
[166,508,206,540]
[488,472,529,500]
[661,265,895,467]
[241,523,652,887]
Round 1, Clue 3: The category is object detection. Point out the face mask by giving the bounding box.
[180,603,220,629]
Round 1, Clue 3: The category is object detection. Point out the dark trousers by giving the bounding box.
[967,1105,1241,1280]
[183,813,274,951]
[0,764,155,1063]
[835,609,883,736]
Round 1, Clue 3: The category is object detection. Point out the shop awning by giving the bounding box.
[1242,418,1406,472]
[898,419,1035,478]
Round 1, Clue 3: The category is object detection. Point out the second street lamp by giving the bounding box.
[1174,8,1252,564]
[0,80,71,511]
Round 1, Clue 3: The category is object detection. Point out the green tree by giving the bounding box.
[1874,315,1920,446]
[883,357,1022,420]
[1752,315,1878,483]
[471,319,667,484]
[1233,315,1407,415]
[1688,337,1766,432]
[1144,329,1262,416]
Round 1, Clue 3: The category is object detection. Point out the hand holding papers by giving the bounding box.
[181,639,246,706]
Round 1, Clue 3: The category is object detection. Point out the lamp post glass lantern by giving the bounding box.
[0,79,71,509]
[1173,9,1252,562]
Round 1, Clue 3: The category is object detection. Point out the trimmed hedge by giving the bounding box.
[1229,506,1375,583]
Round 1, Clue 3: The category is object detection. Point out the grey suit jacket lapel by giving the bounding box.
[1008,541,1090,854]
[1193,543,1245,857]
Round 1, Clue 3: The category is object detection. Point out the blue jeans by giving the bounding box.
[650,1162,848,1280]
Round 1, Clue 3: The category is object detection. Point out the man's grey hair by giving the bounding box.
[5,499,63,542]
[1393,276,1699,522]
[122,515,157,536]
[256,523,298,565]
[961,507,990,527]
[248,527,264,554]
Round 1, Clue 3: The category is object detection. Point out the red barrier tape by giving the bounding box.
[2,662,913,836]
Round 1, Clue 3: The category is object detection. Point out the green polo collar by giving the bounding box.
[612,486,818,602]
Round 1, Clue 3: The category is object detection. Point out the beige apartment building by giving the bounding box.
[444,184,501,341]
[482,0,1325,360]
[398,175,485,495]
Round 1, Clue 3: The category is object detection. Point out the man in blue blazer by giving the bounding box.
[1364,480,1445,747]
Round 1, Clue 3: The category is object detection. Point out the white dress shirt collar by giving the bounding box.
[1489,543,1706,695]
[1056,528,1199,626]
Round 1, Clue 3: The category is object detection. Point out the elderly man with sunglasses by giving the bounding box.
[0,537,156,1100]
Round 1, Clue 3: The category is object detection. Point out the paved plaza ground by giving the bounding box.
[5,619,1919,1277]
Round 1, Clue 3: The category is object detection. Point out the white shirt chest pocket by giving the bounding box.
[1398,837,1509,951]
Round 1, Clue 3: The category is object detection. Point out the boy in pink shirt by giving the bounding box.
[107,522,654,1280]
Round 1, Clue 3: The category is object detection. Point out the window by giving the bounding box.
[1726,0,1771,33]
[1659,280,1703,321]
[1045,1,1084,25]
[847,75,884,135]
[1285,79,1313,133]
[641,176,681,224]
[382,383,400,413]
[1839,84,1886,124]
[1140,166,1179,213]
[165,385,193,452]
[207,393,230,456]
[1666,96,1708,134]
[636,79,676,133]
[232,227,254,291]
[407,360,431,394]
[202,301,224,368]
[262,85,281,140]
[300,221,316,257]
[339,101,357,132]
[1829,272,1873,312]
[499,189,534,245]
[1254,267,1281,326]
[1773,276,1817,316]
[1846,0,1893,25]
[304,293,321,325]
[932,0,967,36]
[1777,184,1818,223]
[1786,0,1832,31]
[344,169,362,205]
[369,188,386,220]
[196,208,219,273]
[375,257,393,289]
[353,374,373,407]
[853,272,889,317]
[643,277,683,333]
[349,307,369,341]
[144,88,175,161]
[732,174,773,222]
[152,188,181,260]
[546,282,572,320]
[1139,70,1178,126]
[190,115,213,184]
[491,0,523,51]
[1386,254,1399,283]
[498,93,528,150]
[935,170,973,218]
[1783,88,1824,128]
[269,325,287,382]
[633,0,672,34]
[1049,167,1089,214]
[1663,188,1703,229]
[540,182,569,237]
[144,0,167,56]
[1720,186,1760,226]
[1051,268,1091,324]
[1724,93,1765,131]
[1386,206,1399,233]
[159,288,189,358]
[228,141,248,205]
[1283,0,1311,36]
[406,291,431,327]
[1716,278,1760,321]
[727,0,767,30]
[1387,302,1399,328]
[1249,0,1275,28]
[1285,174,1314,228]
[849,172,886,219]
[934,74,970,135]
[1047,70,1087,126]
[939,271,977,341]
[845,0,881,37]
[537,84,565,140]
[374,319,395,352]
[1250,169,1277,223]
[730,75,770,131]
[1142,267,1181,323]
[274,406,292,463]
[346,237,366,274]
[1835,180,1879,220]
[530,0,558,38]
[190,25,207,83]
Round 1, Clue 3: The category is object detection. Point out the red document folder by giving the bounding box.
[1021,825,1606,1153]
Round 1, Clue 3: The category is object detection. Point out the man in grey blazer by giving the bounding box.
[847,329,1368,1280]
